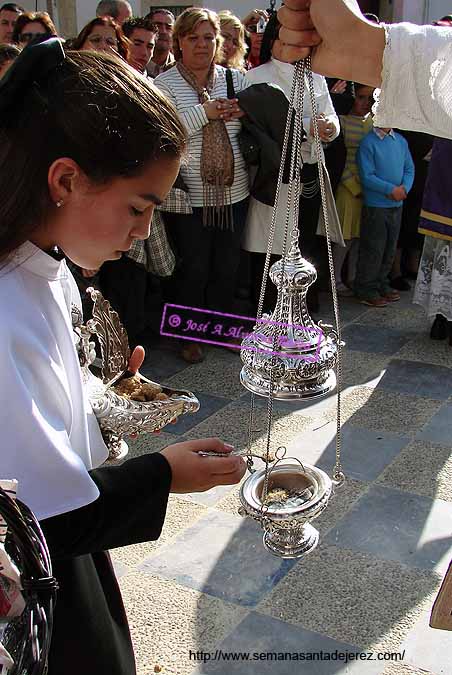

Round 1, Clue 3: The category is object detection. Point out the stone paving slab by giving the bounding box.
[185,397,314,456]
[342,324,411,355]
[375,359,452,400]
[140,344,189,380]
[163,391,232,436]
[193,612,384,675]
[119,572,248,675]
[111,495,208,570]
[139,510,297,608]
[165,348,246,400]
[376,440,452,502]
[285,421,410,482]
[323,386,443,436]
[116,291,452,675]
[356,304,427,334]
[399,608,452,675]
[325,484,452,574]
[394,335,452,369]
[258,545,441,651]
[417,402,452,445]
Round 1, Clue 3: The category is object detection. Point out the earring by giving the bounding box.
[55,200,63,208]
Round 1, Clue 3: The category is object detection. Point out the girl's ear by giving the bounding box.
[48,158,85,205]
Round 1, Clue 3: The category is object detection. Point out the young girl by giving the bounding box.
[0,38,245,674]
[333,84,374,294]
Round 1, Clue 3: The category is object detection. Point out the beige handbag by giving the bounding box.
[316,161,345,247]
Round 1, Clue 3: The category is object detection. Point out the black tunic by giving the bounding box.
[40,451,172,675]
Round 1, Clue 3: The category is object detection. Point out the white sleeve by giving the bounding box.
[317,76,340,142]
[374,23,452,139]
[303,76,340,160]
[0,322,100,521]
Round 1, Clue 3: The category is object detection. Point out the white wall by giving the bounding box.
[390,0,452,23]
[400,0,425,23]
[74,0,273,31]
[76,0,140,31]
[19,0,49,11]
[195,0,270,20]
[425,0,452,22]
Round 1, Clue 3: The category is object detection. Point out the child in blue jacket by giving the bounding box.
[355,127,415,306]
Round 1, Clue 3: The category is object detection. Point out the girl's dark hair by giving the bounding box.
[12,12,57,43]
[0,50,186,259]
[259,12,280,65]
[0,43,20,66]
[71,16,129,61]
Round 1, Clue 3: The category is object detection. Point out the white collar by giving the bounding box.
[7,241,68,281]
[270,56,295,76]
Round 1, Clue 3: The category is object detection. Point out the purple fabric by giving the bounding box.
[419,138,452,240]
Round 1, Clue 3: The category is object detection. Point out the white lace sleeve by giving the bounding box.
[374,23,452,139]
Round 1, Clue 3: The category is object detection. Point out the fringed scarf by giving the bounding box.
[177,62,235,229]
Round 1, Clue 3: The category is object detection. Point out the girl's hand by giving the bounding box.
[161,437,246,493]
[127,345,145,374]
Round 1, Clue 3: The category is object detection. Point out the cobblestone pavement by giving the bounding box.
[111,291,452,675]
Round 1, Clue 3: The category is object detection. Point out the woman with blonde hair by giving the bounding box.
[155,7,250,363]
[218,10,247,72]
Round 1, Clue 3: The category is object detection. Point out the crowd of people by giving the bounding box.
[1,1,452,673]
[0,1,449,358]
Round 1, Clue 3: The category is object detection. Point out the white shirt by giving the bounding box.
[154,64,250,207]
[375,23,452,139]
[245,58,339,164]
[0,242,108,520]
[243,58,339,255]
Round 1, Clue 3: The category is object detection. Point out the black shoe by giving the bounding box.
[390,276,411,291]
[448,321,452,347]
[430,314,448,340]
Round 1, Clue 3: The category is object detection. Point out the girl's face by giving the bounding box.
[179,21,217,70]
[221,26,239,62]
[41,155,180,270]
[351,86,375,117]
[81,25,119,54]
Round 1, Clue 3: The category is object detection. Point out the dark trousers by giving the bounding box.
[164,198,249,313]
[100,256,149,345]
[355,206,403,300]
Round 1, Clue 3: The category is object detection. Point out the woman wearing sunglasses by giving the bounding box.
[12,10,57,45]
[71,16,129,61]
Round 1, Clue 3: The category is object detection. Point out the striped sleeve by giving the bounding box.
[154,74,209,136]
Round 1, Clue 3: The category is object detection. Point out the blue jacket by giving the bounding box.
[357,129,415,208]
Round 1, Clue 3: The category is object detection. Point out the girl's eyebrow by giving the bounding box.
[138,192,163,206]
